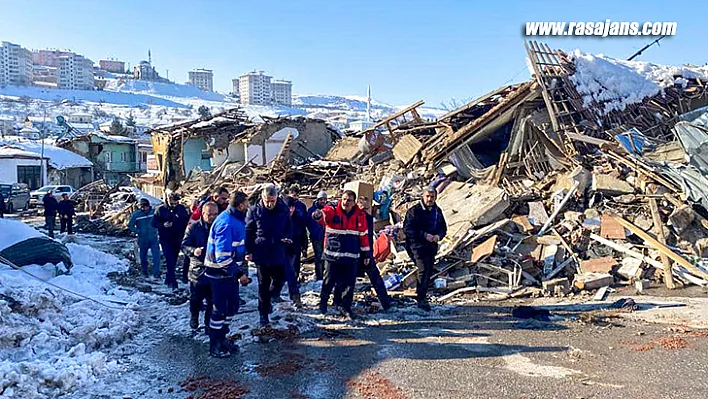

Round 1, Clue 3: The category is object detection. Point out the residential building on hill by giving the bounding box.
[32,49,73,68]
[99,59,125,73]
[188,68,213,92]
[57,53,94,90]
[271,80,292,106]
[238,71,272,105]
[1,42,33,86]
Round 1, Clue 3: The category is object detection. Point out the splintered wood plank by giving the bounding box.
[512,215,534,233]
[471,235,498,263]
[392,134,424,165]
[649,198,675,289]
[600,215,626,240]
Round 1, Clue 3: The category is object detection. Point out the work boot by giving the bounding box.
[189,313,199,330]
[292,294,303,310]
[417,300,432,312]
[208,332,231,358]
[259,315,270,328]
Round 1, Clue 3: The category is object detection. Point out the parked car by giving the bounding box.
[29,185,75,207]
[0,183,31,213]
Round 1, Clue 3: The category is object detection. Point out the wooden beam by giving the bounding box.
[649,198,676,289]
[611,215,708,280]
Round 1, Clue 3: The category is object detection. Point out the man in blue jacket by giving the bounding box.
[245,183,293,327]
[129,198,161,279]
[306,191,328,281]
[204,191,250,358]
[43,191,58,238]
[152,193,190,289]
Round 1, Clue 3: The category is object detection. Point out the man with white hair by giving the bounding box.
[245,183,293,327]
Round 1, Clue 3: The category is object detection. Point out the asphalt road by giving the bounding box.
[142,302,708,399]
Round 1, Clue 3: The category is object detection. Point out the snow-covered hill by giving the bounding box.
[0,79,445,135]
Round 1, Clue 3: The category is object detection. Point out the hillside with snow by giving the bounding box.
[0,78,445,136]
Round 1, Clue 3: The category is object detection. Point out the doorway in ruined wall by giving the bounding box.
[247,127,299,165]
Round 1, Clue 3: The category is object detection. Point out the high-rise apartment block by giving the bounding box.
[1,41,33,86]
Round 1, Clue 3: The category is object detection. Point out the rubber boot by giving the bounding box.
[209,328,231,358]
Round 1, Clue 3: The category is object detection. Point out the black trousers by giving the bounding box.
[60,216,73,234]
[189,275,212,324]
[182,257,190,283]
[320,260,357,311]
[336,259,391,309]
[257,264,285,317]
[312,239,324,280]
[411,248,435,303]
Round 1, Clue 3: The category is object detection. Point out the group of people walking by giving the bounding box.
[127,182,447,358]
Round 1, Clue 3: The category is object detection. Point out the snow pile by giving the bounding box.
[0,242,140,398]
[569,50,708,115]
[0,219,43,251]
[0,138,92,170]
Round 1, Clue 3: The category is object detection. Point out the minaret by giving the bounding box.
[366,85,371,122]
[148,49,152,64]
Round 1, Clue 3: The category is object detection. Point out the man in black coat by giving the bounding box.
[43,191,59,238]
[152,192,190,289]
[245,183,293,327]
[404,187,447,311]
[182,201,219,330]
[57,193,76,235]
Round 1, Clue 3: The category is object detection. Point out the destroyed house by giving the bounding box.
[146,107,338,195]
[57,132,141,186]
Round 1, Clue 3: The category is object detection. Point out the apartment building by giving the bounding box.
[57,53,94,90]
[0,41,33,86]
[238,71,272,105]
[271,80,292,106]
[188,68,213,92]
[99,59,126,74]
[32,49,73,68]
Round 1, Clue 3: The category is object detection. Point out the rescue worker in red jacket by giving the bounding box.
[312,190,370,319]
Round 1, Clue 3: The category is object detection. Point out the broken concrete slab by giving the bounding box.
[528,201,549,226]
[437,182,510,234]
[574,273,613,290]
[591,173,634,196]
[552,166,590,194]
[617,257,644,280]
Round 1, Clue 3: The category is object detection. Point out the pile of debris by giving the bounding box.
[73,182,162,236]
[109,41,708,301]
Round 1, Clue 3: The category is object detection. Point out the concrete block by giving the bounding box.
[592,174,634,196]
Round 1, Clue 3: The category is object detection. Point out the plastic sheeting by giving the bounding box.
[0,236,73,269]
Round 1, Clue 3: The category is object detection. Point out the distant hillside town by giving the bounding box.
[0,41,293,106]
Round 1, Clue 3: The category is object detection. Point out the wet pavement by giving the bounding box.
[142,302,708,399]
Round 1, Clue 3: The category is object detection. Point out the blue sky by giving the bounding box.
[0,0,704,107]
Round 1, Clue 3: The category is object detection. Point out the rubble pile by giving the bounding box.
[119,41,708,301]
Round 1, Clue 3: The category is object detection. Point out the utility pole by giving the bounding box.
[628,35,666,61]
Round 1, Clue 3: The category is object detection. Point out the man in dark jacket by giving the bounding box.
[313,190,370,319]
[152,192,190,289]
[306,191,328,281]
[57,193,76,235]
[129,198,161,279]
[43,191,58,238]
[182,201,219,330]
[404,187,447,311]
[245,183,293,327]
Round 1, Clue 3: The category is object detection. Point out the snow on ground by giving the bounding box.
[569,50,708,115]
[0,219,42,250]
